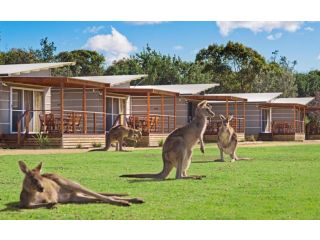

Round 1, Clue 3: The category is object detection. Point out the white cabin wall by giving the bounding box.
[0,78,11,134]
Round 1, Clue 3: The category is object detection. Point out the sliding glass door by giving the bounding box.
[11,89,23,132]
[105,97,126,131]
[11,88,44,133]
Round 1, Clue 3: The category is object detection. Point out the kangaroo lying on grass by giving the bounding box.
[18,161,144,209]
[120,100,215,180]
[105,125,142,151]
[217,115,250,162]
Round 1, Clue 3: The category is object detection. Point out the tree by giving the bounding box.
[106,45,212,86]
[55,50,105,76]
[295,70,320,97]
[105,58,143,75]
[253,61,298,97]
[196,41,267,92]
[36,37,56,62]
[0,48,38,64]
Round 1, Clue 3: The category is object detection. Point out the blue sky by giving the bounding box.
[0,21,319,72]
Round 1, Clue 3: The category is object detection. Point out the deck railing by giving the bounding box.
[306,122,320,135]
[16,109,107,145]
[115,113,176,135]
[16,110,176,145]
[271,120,305,135]
[204,117,245,135]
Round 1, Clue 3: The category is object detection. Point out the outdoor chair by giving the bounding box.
[39,113,55,133]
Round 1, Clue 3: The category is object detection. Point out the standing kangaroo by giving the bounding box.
[18,161,144,209]
[105,125,142,151]
[217,115,250,162]
[120,100,215,180]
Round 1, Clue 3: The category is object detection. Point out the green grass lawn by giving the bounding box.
[0,144,320,220]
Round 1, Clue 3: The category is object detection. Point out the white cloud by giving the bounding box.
[216,21,303,36]
[127,21,164,25]
[83,25,105,34]
[83,27,137,64]
[266,32,283,40]
[304,26,314,32]
[317,53,320,60]
[173,45,183,50]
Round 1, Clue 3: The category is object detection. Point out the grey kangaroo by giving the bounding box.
[217,114,250,162]
[18,161,144,209]
[120,100,215,180]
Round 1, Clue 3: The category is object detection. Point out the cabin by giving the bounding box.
[204,93,314,141]
[183,94,247,141]
[130,84,218,146]
[1,62,317,149]
[0,62,148,148]
[261,97,314,141]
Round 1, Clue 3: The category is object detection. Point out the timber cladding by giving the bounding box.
[62,134,105,148]
[130,96,188,128]
[209,102,261,136]
[0,79,10,134]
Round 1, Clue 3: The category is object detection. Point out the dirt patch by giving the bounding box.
[1,141,320,156]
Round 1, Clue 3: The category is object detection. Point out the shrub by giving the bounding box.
[33,133,50,149]
[158,139,164,147]
[92,142,102,148]
[76,143,82,149]
[245,135,257,142]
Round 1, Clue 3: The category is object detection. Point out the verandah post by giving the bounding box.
[161,95,164,133]
[60,82,64,134]
[226,98,229,116]
[173,95,177,129]
[147,92,150,133]
[83,86,87,134]
[243,100,246,134]
[235,99,238,132]
[102,87,106,133]
[293,105,296,133]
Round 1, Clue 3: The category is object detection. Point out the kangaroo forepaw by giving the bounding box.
[129,198,145,204]
[47,202,57,209]
[116,200,131,207]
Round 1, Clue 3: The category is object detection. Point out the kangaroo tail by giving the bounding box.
[120,152,173,179]
[235,157,251,160]
[105,133,111,151]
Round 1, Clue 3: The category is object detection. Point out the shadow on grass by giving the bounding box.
[126,178,174,183]
[193,158,252,164]
[125,176,206,183]
[193,159,224,163]
[89,148,132,153]
[0,201,21,212]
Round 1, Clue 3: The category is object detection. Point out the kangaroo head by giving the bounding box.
[220,114,233,127]
[196,100,215,118]
[19,161,44,193]
[134,129,142,141]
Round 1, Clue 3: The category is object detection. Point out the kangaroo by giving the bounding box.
[120,100,215,180]
[217,114,250,162]
[18,161,144,209]
[105,125,142,151]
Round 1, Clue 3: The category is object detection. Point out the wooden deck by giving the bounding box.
[0,134,105,149]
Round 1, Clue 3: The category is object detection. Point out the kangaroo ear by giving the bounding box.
[197,100,207,108]
[34,162,43,173]
[228,115,234,121]
[220,114,226,120]
[18,161,29,174]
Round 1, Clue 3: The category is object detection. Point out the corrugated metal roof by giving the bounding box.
[271,97,314,105]
[206,92,282,102]
[132,83,219,95]
[0,62,75,76]
[72,74,147,86]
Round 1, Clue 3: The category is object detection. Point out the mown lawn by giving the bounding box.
[0,144,319,220]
